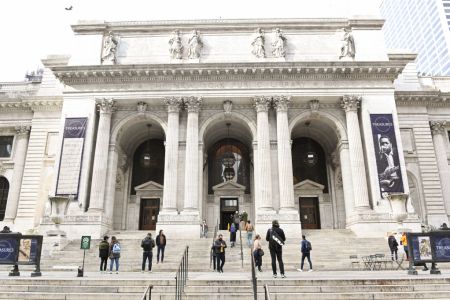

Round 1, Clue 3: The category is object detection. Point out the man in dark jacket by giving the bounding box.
[265,220,286,278]
[98,236,109,273]
[214,234,227,273]
[141,233,155,272]
[297,235,313,272]
[388,233,398,261]
[155,230,166,263]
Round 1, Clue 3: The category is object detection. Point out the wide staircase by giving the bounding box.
[2,229,450,299]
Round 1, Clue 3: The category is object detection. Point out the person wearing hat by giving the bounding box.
[266,220,286,278]
[141,233,155,272]
[98,236,110,273]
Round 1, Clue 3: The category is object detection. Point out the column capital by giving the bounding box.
[14,125,31,136]
[97,98,116,114]
[273,95,291,112]
[164,97,183,113]
[184,96,203,113]
[430,121,447,135]
[341,95,361,113]
[253,96,272,112]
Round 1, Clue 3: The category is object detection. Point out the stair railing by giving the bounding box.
[210,219,219,269]
[250,249,257,300]
[239,224,244,268]
[175,246,189,300]
[264,284,271,300]
[141,284,153,300]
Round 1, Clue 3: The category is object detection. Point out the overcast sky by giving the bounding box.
[0,0,380,82]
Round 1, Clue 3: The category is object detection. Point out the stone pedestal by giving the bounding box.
[156,213,201,239]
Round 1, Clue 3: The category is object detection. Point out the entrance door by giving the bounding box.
[139,198,160,230]
[220,198,238,230]
[299,197,320,229]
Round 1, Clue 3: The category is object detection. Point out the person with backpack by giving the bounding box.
[297,235,313,272]
[388,232,399,261]
[141,233,155,272]
[229,223,237,247]
[155,230,166,264]
[98,235,109,273]
[265,220,286,278]
[109,236,121,274]
[245,220,254,248]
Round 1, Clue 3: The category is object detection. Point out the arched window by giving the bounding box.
[0,177,10,221]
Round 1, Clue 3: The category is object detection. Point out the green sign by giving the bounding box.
[80,236,91,250]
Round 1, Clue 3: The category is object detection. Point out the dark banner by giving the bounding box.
[0,236,19,264]
[370,114,404,197]
[56,118,88,197]
[407,232,450,263]
[433,235,450,261]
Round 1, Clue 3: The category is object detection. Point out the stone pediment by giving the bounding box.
[135,180,163,191]
[212,181,246,192]
[294,179,324,191]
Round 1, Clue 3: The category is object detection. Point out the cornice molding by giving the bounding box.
[72,18,384,34]
[0,99,63,111]
[51,60,408,86]
[395,91,450,107]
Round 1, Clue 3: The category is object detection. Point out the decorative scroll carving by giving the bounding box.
[184,96,202,112]
[430,121,447,135]
[168,30,183,59]
[188,30,203,59]
[341,95,361,112]
[223,100,232,117]
[101,31,118,65]
[273,95,291,112]
[97,98,116,114]
[137,101,147,113]
[272,28,287,58]
[253,96,272,112]
[309,99,320,112]
[164,97,183,112]
[251,28,265,58]
[14,125,31,136]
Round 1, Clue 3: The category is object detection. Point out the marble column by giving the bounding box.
[341,95,370,210]
[161,97,182,212]
[337,140,355,219]
[273,96,296,211]
[89,98,115,212]
[430,121,450,216]
[183,96,202,213]
[103,144,119,225]
[253,96,274,211]
[3,125,30,222]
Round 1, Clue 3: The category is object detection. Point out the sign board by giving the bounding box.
[407,231,450,264]
[17,235,43,265]
[80,236,91,250]
[0,235,20,265]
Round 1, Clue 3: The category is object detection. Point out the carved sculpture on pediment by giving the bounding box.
[169,30,183,59]
[251,28,265,58]
[188,30,203,59]
[223,100,232,118]
[272,28,287,58]
[101,31,118,65]
[137,101,147,113]
[339,28,355,59]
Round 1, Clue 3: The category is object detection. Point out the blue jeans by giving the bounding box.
[142,251,153,271]
[110,257,119,271]
[157,246,165,262]
[247,232,253,247]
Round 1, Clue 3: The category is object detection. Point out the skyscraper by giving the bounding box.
[381,0,450,76]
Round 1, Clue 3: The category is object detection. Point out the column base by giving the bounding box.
[156,212,201,239]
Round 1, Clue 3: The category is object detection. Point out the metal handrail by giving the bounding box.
[264,284,272,300]
[250,249,257,300]
[239,225,244,268]
[210,219,219,268]
[141,284,153,300]
[175,246,189,300]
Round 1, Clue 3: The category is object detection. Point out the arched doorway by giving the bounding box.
[0,177,10,221]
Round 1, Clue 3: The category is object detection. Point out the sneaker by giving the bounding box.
[109,271,112,274]
[273,274,277,278]
[148,270,153,273]
[297,268,303,272]
[308,269,313,272]
[281,274,286,278]
[116,271,119,274]
[422,268,429,271]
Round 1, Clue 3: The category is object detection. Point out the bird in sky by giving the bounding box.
[65,6,73,10]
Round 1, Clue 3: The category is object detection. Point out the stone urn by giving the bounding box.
[387,193,409,223]
[48,195,71,235]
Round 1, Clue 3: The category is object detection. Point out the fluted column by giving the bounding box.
[273,96,296,211]
[183,96,202,213]
[341,95,370,210]
[337,140,355,219]
[104,145,119,224]
[162,97,182,212]
[89,98,115,212]
[430,121,450,216]
[254,96,274,211]
[3,125,30,222]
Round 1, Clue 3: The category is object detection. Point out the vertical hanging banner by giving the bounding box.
[56,118,87,198]
[370,114,404,197]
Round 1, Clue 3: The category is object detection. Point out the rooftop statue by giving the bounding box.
[251,28,265,58]
[188,30,203,59]
[169,30,183,59]
[339,28,355,59]
[272,28,287,58]
[101,31,118,65]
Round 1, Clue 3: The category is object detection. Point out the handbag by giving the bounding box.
[258,249,265,256]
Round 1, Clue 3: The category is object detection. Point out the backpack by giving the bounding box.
[306,240,312,251]
[112,243,121,254]
[142,238,154,251]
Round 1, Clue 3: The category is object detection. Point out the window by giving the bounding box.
[0,177,9,221]
[0,136,13,157]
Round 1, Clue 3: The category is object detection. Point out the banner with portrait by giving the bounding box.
[56,118,88,198]
[370,114,404,197]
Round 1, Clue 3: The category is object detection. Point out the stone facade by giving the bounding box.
[0,18,449,240]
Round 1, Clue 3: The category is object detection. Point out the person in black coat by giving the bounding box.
[155,230,167,263]
[266,220,286,278]
[98,236,110,272]
[214,234,227,273]
[388,233,399,261]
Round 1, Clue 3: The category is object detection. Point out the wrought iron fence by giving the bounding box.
[141,284,153,300]
[175,246,189,300]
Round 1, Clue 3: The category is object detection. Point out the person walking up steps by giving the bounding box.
[388,232,399,261]
[246,220,254,248]
[141,233,155,272]
[266,220,286,278]
[109,236,121,274]
[253,234,263,272]
[98,235,109,273]
[297,235,313,272]
[156,230,166,263]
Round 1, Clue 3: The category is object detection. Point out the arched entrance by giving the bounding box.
[0,176,9,221]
